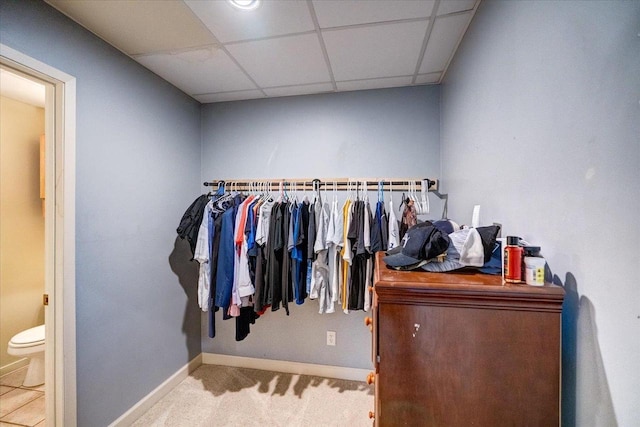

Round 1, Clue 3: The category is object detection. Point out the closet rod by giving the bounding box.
[203,177,439,192]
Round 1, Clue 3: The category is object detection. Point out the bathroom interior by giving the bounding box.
[0,67,47,427]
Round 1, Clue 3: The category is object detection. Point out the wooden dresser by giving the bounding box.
[366,252,565,426]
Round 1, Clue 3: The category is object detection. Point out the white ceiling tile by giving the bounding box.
[226,34,330,87]
[195,90,266,104]
[415,72,441,84]
[263,83,334,98]
[46,0,216,55]
[185,0,315,43]
[336,76,413,92]
[45,1,480,101]
[437,0,477,16]
[135,46,255,95]
[312,0,435,28]
[419,12,473,74]
[323,21,428,81]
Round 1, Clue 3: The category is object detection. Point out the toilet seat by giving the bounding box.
[9,325,45,349]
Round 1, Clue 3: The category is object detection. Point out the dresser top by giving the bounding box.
[374,252,565,309]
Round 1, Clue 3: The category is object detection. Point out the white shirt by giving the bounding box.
[312,202,333,313]
[388,199,400,250]
[193,199,213,311]
[232,197,255,308]
[327,196,343,247]
[326,198,342,303]
[255,200,274,246]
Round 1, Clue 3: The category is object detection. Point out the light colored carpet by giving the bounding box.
[132,364,374,427]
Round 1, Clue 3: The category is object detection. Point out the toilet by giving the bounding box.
[7,325,45,387]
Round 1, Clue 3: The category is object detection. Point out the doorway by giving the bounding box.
[0,65,47,426]
[1,44,77,427]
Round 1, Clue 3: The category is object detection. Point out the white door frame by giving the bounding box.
[1,44,77,427]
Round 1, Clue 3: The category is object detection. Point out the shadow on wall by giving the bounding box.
[169,236,201,361]
[576,295,618,426]
[553,272,618,427]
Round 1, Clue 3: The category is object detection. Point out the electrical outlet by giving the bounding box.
[326,331,336,346]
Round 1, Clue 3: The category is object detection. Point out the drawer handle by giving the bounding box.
[364,317,373,331]
[369,411,375,419]
[366,372,375,385]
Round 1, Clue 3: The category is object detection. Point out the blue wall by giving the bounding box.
[200,86,442,369]
[441,1,640,425]
[0,1,203,425]
[6,1,637,425]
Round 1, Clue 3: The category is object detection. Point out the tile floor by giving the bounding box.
[0,367,45,427]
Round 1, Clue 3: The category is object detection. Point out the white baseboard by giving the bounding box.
[0,358,29,377]
[109,354,202,427]
[202,353,370,382]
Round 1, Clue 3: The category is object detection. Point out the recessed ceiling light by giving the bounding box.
[228,0,260,11]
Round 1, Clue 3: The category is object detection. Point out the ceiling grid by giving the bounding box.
[45,0,480,103]
[412,0,440,85]
[306,0,338,92]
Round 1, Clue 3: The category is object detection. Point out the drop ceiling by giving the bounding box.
[45,0,479,103]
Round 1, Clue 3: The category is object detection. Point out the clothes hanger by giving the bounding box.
[292,181,299,206]
[284,181,290,203]
[265,181,273,202]
[215,181,233,211]
[215,180,225,197]
[302,181,308,204]
[408,181,417,214]
[421,179,430,214]
[400,183,407,212]
[322,179,327,205]
[362,180,368,204]
[411,181,420,213]
[312,179,321,204]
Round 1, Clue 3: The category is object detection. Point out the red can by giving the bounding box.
[504,236,523,283]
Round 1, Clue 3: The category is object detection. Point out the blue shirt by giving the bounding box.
[214,205,236,313]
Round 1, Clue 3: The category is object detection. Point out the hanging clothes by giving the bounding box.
[208,213,224,338]
[214,197,240,317]
[231,195,256,315]
[363,202,374,312]
[348,200,366,311]
[193,198,214,311]
[388,197,400,250]
[306,201,316,295]
[294,200,310,305]
[341,199,353,313]
[177,194,210,257]
[399,198,417,241]
[264,202,283,310]
[290,202,303,304]
[326,195,343,307]
[281,202,293,315]
[253,200,274,314]
[310,198,331,313]
[182,179,438,345]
